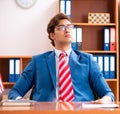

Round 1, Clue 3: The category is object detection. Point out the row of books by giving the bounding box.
[71,27,116,51]
[7,55,116,83]
[9,58,20,82]
[60,0,71,17]
[93,55,115,79]
[103,27,116,51]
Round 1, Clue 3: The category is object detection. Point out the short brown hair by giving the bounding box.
[47,13,72,46]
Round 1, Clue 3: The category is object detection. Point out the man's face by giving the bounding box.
[50,19,74,48]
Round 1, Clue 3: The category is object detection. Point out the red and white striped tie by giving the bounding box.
[58,52,74,102]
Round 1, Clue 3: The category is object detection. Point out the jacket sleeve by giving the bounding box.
[8,59,35,100]
[88,54,114,101]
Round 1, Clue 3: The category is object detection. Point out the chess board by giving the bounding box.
[88,13,110,24]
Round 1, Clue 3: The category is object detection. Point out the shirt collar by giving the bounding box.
[54,48,72,58]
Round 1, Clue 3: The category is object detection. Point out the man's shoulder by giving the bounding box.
[32,51,54,59]
[73,50,92,57]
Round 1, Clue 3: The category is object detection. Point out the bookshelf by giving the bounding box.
[0,56,32,88]
[58,0,119,101]
[119,0,120,101]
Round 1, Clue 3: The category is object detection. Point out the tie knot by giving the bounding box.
[59,52,67,58]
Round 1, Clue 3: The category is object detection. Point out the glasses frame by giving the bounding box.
[55,24,74,31]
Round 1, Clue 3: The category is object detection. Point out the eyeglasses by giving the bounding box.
[55,24,74,31]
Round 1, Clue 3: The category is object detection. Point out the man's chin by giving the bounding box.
[60,41,72,45]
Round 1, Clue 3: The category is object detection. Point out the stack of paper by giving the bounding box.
[0,99,35,106]
[82,103,119,109]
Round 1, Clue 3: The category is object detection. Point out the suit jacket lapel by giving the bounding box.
[46,51,56,89]
[69,50,81,72]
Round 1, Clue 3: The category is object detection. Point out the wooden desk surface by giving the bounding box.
[0,102,120,114]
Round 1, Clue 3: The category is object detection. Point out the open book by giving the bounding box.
[0,99,35,106]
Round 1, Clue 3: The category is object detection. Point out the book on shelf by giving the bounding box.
[97,55,103,74]
[9,58,20,82]
[76,27,82,50]
[110,27,116,51]
[60,0,65,14]
[103,27,110,51]
[103,27,116,51]
[93,54,115,79]
[15,58,20,82]
[60,0,71,17]
[103,55,110,79]
[72,27,77,50]
[0,99,35,106]
[9,59,15,82]
[72,27,82,50]
[109,55,115,79]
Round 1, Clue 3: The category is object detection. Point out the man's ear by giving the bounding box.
[50,33,55,40]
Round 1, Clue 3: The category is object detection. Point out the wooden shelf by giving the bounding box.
[0,56,32,89]
[72,23,116,26]
[58,0,119,101]
[82,50,116,54]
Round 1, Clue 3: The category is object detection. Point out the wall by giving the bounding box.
[0,0,57,56]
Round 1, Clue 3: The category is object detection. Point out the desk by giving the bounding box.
[0,102,120,114]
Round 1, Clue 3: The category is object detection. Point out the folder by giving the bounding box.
[76,27,82,50]
[9,59,15,82]
[103,27,110,50]
[66,0,71,17]
[60,0,66,14]
[97,55,103,74]
[103,55,110,79]
[110,27,116,51]
[93,55,98,62]
[15,59,20,82]
[72,27,77,50]
[109,55,115,79]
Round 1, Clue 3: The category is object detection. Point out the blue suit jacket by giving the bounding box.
[8,50,114,101]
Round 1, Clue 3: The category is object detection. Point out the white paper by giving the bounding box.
[82,103,119,109]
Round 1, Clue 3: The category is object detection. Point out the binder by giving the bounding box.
[76,27,82,50]
[72,27,77,50]
[103,27,110,50]
[97,55,103,74]
[109,55,115,79]
[66,0,71,17]
[9,59,15,82]
[60,0,66,14]
[93,55,98,62]
[110,27,116,51]
[15,59,20,82]
[103,55,110,79]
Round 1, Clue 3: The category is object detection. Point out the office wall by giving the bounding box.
[0,0,57,56]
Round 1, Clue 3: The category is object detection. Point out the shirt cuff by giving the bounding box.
[16,96,22,100]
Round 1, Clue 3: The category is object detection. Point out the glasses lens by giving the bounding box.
[56,24,74,31]
[67,25,74,30]
[56,26,65,30]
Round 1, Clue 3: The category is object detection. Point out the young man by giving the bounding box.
[8,13,114,103]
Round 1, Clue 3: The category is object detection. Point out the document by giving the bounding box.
[82,103,119,109]
[0,99,35,106]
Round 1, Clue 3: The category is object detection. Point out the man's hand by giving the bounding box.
[92,96,112,104]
